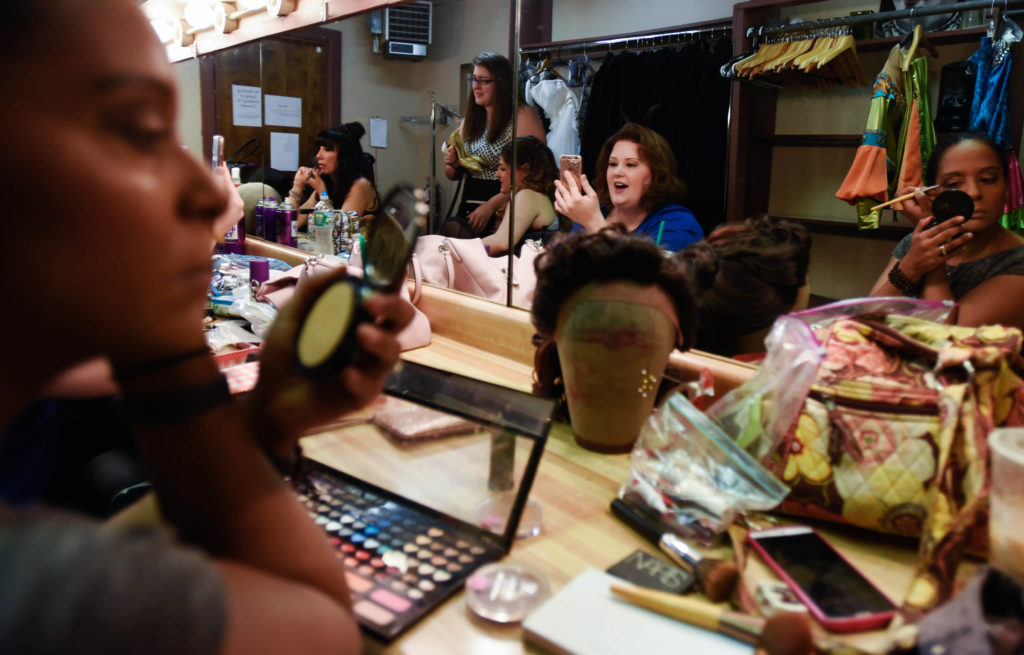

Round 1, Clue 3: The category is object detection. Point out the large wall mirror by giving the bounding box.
[171,0,735,311]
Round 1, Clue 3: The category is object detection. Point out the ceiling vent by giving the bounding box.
[375,1,432,60]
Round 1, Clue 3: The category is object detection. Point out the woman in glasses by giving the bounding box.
[441,52,545,238]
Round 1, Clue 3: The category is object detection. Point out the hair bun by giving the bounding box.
[677,242,719,295]
[344,121,366,141]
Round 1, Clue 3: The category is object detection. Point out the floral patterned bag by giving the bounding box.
[709,299,1024,611]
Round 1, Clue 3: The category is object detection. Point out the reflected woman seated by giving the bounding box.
[289,122,379,228]
[476,136,558,256]
[679,216,811,360]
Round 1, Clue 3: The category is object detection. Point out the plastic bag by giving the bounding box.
[620,393,789,546]
[705,297,953,460]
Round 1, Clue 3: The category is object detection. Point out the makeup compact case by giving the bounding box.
[290,361,555,641]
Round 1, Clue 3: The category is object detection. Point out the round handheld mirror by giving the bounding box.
[931,189,974,224]
[296,183,427,375]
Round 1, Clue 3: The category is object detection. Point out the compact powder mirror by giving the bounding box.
[296,184,427,375]
[931,189,974,224]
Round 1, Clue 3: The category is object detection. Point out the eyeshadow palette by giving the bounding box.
[292,361,556,642]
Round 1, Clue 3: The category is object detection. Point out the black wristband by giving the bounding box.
[888,262,922,297]
[114,347,211,383]
[120,376,232,426]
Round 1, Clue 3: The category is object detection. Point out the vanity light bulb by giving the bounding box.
[183,0,216,29]
[237,0,267,8]
[149,18,176,44]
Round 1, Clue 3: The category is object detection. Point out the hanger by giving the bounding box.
[901,25,938,71]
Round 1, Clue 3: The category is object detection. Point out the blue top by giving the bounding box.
[571,204,703,252]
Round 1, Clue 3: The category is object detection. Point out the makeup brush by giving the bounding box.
[865,185,940,221]
[610,498,739,603]
[610,583,818,655]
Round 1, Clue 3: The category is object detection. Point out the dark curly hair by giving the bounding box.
[925,131,1008,186]
[531,226,697,404]
[500,136,558,199]
[677,216,811,357]
[592,123,687,215]
[313,122,378,210]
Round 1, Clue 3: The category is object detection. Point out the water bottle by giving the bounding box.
[263,198,278,243]
[312,191,334,255]
[253,198,266,239]
[277,197,297,248]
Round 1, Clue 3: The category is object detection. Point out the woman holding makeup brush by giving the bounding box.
[869,132,1024,330]
[291,122,379,229]
[0,1,414,653]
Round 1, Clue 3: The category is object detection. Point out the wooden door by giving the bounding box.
[200,28,341,173]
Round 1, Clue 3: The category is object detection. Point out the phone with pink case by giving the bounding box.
[746,526,896,633]
[559,154,582,187]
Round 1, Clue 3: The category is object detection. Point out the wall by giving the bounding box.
[551,0,732,41]
[174,58,205,165]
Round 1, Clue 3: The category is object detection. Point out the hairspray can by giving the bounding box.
[277,197,297,248]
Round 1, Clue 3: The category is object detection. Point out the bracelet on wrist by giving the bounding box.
[120,375,232,426]
[888,261,922,297]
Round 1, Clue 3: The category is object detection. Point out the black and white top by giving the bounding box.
[463,121,513,181]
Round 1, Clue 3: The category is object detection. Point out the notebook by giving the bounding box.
[523,568,750,655]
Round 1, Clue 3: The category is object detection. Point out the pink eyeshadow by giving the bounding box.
[345,571,374,593]
[370,587,413,613]
[354,599,395,626]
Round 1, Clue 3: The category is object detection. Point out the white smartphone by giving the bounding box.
[747,526,896,633]
[211,134,224,170]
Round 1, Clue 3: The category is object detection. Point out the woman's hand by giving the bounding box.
[899,213,972,280]
[293,167,327,197]
[443,146,458,168]
[895,185,938,223]
[243,268,415,464]
[554,172,603,230]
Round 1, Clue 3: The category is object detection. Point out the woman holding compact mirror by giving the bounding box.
[869,132,1024,330]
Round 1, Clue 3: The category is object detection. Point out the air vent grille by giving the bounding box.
[385,2,432,45]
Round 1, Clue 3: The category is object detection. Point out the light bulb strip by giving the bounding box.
[228,6,266,20]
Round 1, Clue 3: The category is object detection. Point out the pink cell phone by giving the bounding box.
[559,154,582,186]
[746,526,896,633]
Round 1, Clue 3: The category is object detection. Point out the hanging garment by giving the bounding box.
[525,77,581,162]
[895,56,936,196]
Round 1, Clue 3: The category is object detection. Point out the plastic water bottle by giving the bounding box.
[277,197,297,248]
[312,191,334,255]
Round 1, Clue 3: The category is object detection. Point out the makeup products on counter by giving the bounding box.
[291,361,556,641]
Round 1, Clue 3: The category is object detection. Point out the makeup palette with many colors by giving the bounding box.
[290,361,556,642]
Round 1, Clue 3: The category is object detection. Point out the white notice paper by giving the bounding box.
[232,84,262,127]
[265,94,302,128]
[370,117,388,149]
[270,132,299,171]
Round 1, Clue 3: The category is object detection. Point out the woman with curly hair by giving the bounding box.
[478,136,558,256]
[679,216,811,358]
[553,123,703,252]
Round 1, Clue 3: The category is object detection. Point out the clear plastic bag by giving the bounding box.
[705,297,953,460]
[620,393,789,546]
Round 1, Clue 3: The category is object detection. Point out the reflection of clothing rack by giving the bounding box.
[749,0,1024,39]
[518,21,731,61]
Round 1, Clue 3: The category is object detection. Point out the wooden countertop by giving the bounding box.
[291,281,962,654]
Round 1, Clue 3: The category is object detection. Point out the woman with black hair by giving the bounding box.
[440,52,545,237]
[289,121,379,229]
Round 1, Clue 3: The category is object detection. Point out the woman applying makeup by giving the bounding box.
[0,1,413,653]
[440,52,546,238]
[290,122,379,229]
[869,132,1024,330]
[553,123,703,253]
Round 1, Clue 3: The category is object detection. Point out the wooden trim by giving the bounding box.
[519,16,730,51]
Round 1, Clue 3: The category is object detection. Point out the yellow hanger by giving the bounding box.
[901,25,938,71]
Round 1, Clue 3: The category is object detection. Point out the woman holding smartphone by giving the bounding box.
[0,1,413,653]
[553,123,703,253]
[440,52,545,238]
[869,132,1024,330]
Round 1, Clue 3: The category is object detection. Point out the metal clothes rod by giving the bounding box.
[518,22,730,58]
[750,0,1024,38]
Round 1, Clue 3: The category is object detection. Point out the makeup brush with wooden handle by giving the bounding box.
[610,498,739,603]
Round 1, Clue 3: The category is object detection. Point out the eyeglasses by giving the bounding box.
[469,76,495,86]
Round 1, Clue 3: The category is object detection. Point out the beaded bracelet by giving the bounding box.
[888,262,922,297]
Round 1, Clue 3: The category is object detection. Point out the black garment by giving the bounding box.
[579,39,733,235]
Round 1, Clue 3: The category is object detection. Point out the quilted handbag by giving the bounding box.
[709,298,1024,612]
[412,235,541,308]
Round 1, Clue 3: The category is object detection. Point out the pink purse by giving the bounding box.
[412,235,541,308]
[255,255,431,351]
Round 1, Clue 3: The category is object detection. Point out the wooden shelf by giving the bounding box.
[854,26,990,53]
[756,134,861,147]
[769,214,911,240]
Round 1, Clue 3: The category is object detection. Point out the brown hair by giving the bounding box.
[462,52,515,144]
[500,136,557,199]
[678,216,811,357]
[531,226,697,407]
[592,123,687,214]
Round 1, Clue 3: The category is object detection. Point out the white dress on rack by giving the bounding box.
[525,77,581,163]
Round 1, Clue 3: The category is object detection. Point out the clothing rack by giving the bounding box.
[518,21,731,61]
[749,0,1024,39]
